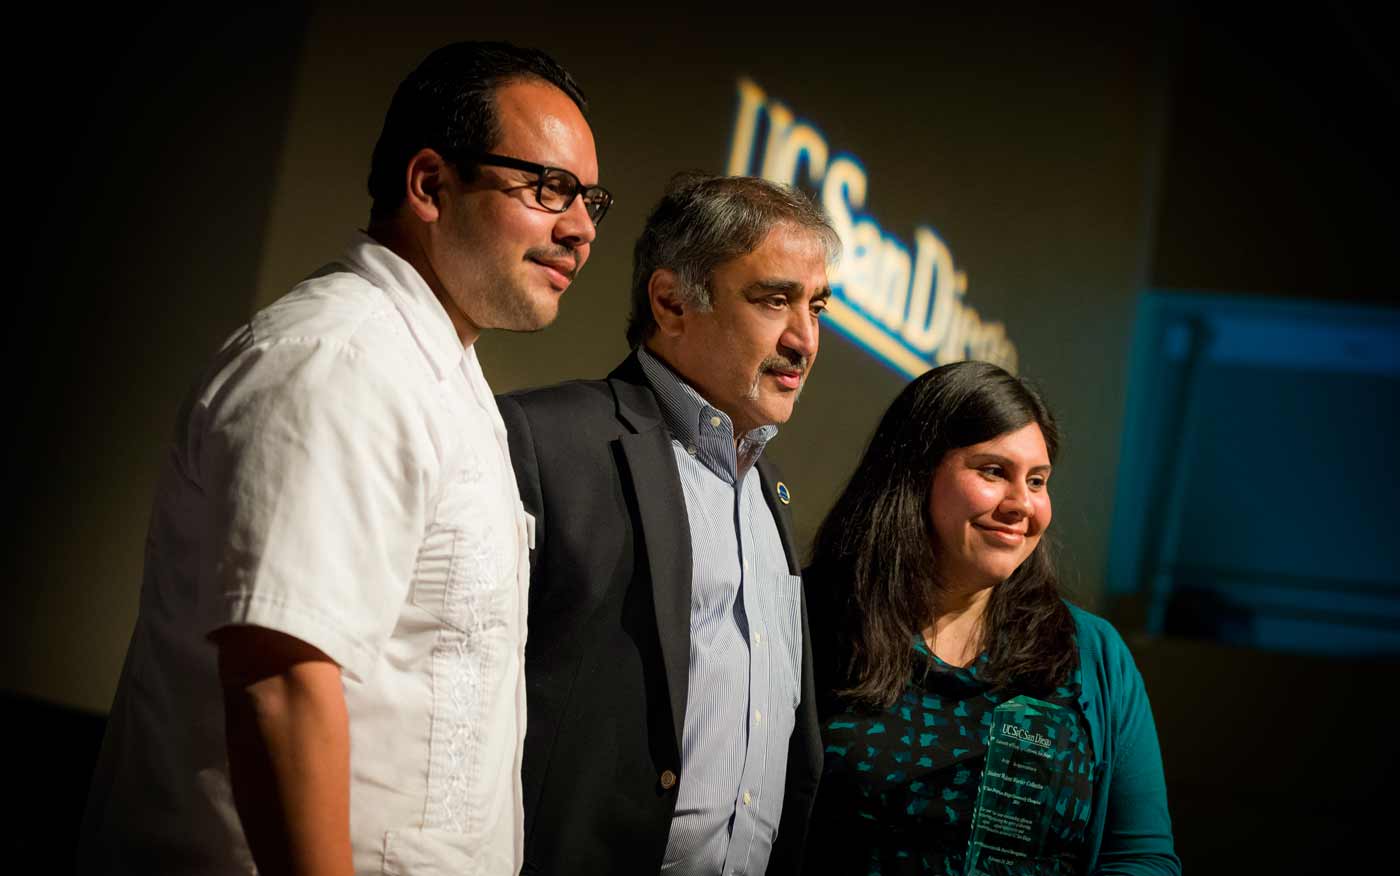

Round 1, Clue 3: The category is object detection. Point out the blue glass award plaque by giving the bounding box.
[964,695,1079,875]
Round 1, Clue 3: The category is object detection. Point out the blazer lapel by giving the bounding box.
[611,356,692,751]
[757,458,802,575]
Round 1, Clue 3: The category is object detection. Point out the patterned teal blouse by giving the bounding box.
[810,639,1095,875]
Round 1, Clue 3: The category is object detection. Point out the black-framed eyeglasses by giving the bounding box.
[470,153,613,226]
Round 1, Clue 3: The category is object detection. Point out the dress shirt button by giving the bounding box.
[660,769,678,790]
[753,631,761,645]
[686,444,697,457]
[710,415,722,427]
[742,790,752,806]
[754,709,762,723]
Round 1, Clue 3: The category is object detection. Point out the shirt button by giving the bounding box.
[753,631,761,645]
[660,769,678,790]
[755,709,763,723]
[710,415,722,427]
[686,444,697,457]
[742,790,752,806]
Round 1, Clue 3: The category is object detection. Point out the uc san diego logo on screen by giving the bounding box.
[726,78,1018,379]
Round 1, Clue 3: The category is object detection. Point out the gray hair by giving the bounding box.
[626,173,840,348]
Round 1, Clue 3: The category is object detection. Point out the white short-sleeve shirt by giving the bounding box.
[80,233,531,875]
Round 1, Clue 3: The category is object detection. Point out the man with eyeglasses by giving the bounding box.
[500,174,836,875]
[79,42,607,875]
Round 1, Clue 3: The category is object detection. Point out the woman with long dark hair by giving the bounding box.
[804,361,1178,875]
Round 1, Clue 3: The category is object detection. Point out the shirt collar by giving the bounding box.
[339,230,465,380]
[637,346,777,482]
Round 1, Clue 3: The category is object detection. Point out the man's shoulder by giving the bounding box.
[498,376,617,417]
[496,368,657,457]
[194,266,438,427]
[250,263,399,349]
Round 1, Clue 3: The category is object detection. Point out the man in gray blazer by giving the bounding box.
[499,173,838,875]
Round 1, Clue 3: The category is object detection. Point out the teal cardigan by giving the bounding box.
[1068,603,1182,874]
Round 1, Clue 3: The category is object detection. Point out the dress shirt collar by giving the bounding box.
[636,346,778,482]
[341,230,465,381]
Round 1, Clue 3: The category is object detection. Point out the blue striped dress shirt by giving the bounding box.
[638,348,803,876]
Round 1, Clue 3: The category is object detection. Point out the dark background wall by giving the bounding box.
[6,6,312,868]
[5,2,1394,871]
[1150,2,1398,304]
[1125,5,1398,872]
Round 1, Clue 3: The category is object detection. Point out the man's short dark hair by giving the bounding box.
[627,173,840,348]
[367,41,587,222]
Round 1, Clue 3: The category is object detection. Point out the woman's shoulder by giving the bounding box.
[1064,601,1136,669]
[1065,601,1114,636]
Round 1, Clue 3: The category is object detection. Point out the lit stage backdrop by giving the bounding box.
[727,78,1017,378]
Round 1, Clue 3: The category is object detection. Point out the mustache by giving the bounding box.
[744,352,811,403]
[758,353,808,375]
[524,245,580,280]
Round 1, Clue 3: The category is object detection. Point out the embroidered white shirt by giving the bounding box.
[80,232,530,874]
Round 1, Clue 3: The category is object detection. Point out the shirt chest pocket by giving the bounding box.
[410,465,517,636]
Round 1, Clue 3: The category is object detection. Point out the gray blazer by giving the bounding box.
[498,351,822,875]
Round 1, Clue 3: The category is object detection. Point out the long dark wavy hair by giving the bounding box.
[808,360,1076,710]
